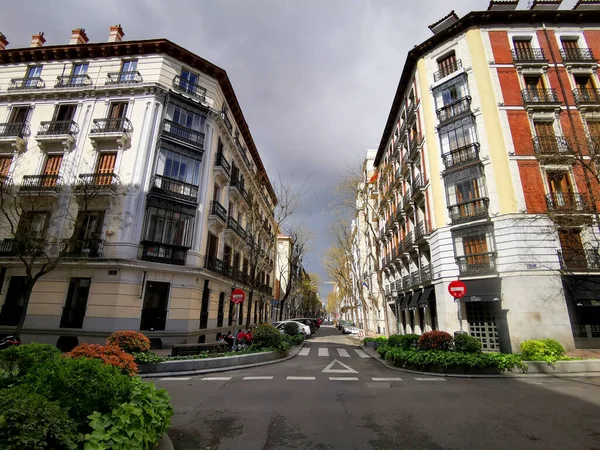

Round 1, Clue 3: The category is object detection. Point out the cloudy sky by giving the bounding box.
[1,0,578,297]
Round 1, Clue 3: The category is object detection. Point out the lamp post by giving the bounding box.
[392,289,399,334]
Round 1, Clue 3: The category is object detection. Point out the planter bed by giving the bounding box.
[524,359,600,374]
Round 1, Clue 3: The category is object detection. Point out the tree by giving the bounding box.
[0,168,125,337]
[326,289,342,320]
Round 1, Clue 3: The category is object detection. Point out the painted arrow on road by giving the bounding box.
[322,359,358,374]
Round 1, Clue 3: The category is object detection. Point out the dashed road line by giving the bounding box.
[243,376,274,380]
[298,347,311,356]
[371,377,403,382]
[159,377,191,381]
[318,347,329,357]
[414,377,447,381]
[329,377,359,381]
[337,348,350,358]
[354,349,370,358]
[201,377,232,381]
[287,376,316,380]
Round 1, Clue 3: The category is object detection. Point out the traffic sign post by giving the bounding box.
[231,289,245,350]
[448,280,467,333]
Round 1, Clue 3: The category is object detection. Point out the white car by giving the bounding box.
[342,323,360,335]
[275,320,311,338]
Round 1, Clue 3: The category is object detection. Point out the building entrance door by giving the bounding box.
[140,281,170,331]
[466,302,499,351]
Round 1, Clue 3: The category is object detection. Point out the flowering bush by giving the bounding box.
[68,343,138,376]
[106,330,150,353]
[418,331,454,351]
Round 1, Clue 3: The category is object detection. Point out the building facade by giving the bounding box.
[370,0,600,351]
[0,27,277,348]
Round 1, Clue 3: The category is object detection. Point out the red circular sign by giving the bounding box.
[448,280,467,299]
[231,288,245,304]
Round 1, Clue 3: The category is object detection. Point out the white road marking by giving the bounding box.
[201,377,232,381]
[243,376,274,380]
[287,376,316,380]
[318,347,329,357]
[414,377,447,381]
[329,377,359,381]
[298,347,311,356]
[159,377,191,381]
[337,348,350,358]
[322,359,358,374]
[371,377,403,381]
[354,349,370,358]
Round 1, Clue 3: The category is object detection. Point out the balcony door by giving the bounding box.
[70,211,104,257]
[437,52,456,79]
[119,60,138,82]
[60,278,91,328]
[42,154,63,187]
[207,233,218,259]
[25,66,42,88]
[180,69,199,94]
[0,276,28,326]
[561,38,579,53]
[49,104,76,135]
[524,75,545,98]
[95,152,117,185]
[547,171,573,208]
[0,156,12,179]
[513,39,533,57]
[8,106,30,137]
[140,281,170,331]
[559,229,586,270]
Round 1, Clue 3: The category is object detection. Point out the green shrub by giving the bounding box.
[362,337,388,345]
[388,334,420,350]
[253,324,284,350]
[542,338,565,358]
[282,322,300,336]
[132,351,164,365]
[84,377,173,450]
[291,333,305,345]
[454,334,482,354]
[26,357,134,429]
[0,385,78,450]
[106,331,151,353]
[0,343,61,378]
[418,331,454,351]
[376,344,390,359]
[520,338,566,364]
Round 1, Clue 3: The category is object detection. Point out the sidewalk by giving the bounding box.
[566,349,600,359]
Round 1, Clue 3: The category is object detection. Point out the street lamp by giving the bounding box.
[391,289,399,334]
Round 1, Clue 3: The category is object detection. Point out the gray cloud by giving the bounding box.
[6,0,570,299]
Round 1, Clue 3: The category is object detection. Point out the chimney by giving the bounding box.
[529,0,563,10]
[69,28,89,45]
[0,33,8,51]
[428,11,460,35]
[573,0,600,10]
[108,25,124,42]
[487,0,519,11]
[30,32,46,48]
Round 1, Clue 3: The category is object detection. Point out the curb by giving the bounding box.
[155,433,174,450]
[141,342,305,379]
[362,347,600,379]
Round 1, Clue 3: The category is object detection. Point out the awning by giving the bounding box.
[563,276,600,307]
[418,287,434,307]
[461,277,501,302]
[408,292,420,310]
[400,294,409,310]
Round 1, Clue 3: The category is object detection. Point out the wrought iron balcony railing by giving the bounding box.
[411,173,426,193]
[415,221,428,241]
[141,241,187,265]
[442,143,480,170]
[448,197,489,223]
[8,77,45,91]
[63,239,104,258]
[0,238,47,256]
[149,174,198,202]
[77,172,118,188]
[421,264,432,283]
[227,216,247,239]
[222,112,233,133]
[436,96,472,123]
[0,122,29,139]
[402,275,410,288]
[209,200,228,223]
[160,119,205,149]
[558,249,600,271]
[20,174,60,190]
[105,71,143,85]
[456,252,497,276]
[55,74,92,88]
[214,152,231,175]
[433,59,463,82]
[405,231,414,247]
[172,75,207,102]
[91,117,133,135]
[402,189,412,208]
[545,192,589,213]
[409,135,422,159]
[573,88,600,105]
[560,47,595,63]
[410,271,420,287]
[512,48,547,63]
[37,120,79,137]
[521,88,559,105]
[533,136,570,156]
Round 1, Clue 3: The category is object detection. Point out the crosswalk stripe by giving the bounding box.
[318,348,329,357]
[337,348,350,358]
[414,377,446,381]
[371,377,403,381]
[243,376,274,380]
[298,347,310,356]
[287,376,315,380]
[201,377,232,381]
[329,377,359,381]
[354,349,370,358]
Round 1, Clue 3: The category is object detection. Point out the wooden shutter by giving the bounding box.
[534,122,555,137]
[95,152,116,185]
[561,39,578,51]
[513,39,532,52]
[438,53,456,77]
[464,234,489,266]
[0,156,12,177]
[43,155,62,186]
[109,102,128,119]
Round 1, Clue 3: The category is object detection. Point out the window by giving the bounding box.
[8,106,30,125]
[72,63,88,76]
[42,155,63,186]
[561,38,579,51]
[0,276,28,326]
[217,292,225,328]
[524,75,545,95]
[559,229,587,269]
[17,211,48,240]
[546,171,574,208]
[587,121,600,143]
[513,38,533,58]
[25,66,42,88]
[108,101,128,119]
[437,52,457,79]
[52,103,77,122]
[179,69,199,93]
[156,147,201,186]
[60,278,91,329]
[446,166,487,206]
[119,60,138,82]
[454,228,495,273]
[68,211,104,257]
[166,104,204,131]
[69,63,89,86]
[223,245,232,266]
[439,116,477,152]
[144,204,194,248]
[95,152,117,184]
[0,156,12,178]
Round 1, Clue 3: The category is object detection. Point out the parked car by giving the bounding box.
[337,320,348,331]
[342,322,359,335]
[275,320,311,338]
[292,318,316,334]
[310,319,320,330]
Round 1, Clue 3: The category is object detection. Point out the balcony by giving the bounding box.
[573,88,600,109]
[227,216,247,240]
[205,255,228,277]
[448,198,489,223]
[410,271,420,287]
[545,192,590,214]
[560,48,596,65]
[89,118,132,149]
[420,264,432,284]
[521,89,560,109]
[8,77,45,91]
[532,136,573,164]
[229,177,250,204]
[0,122,30,152]
[214,152,231,182]
[433,59,463,82]
[141,241,187,266]
[105,71,143,85]
[405,231,414,248]
[0,238,46,257]
[511,48,547,65]
[75,173,118,195]
[159,119,205,152]
[456,252,497,276]
[411,174,427,195]
[149,174,198,204]
[221,112,233,134]
[442,143,480,171]
[63,239,104,258]
[402,275,410,289]
[391,246,397,260]
[395,243,404,261]
[406,102,416,119]
[408,136,422,160]
[55,74,93,89]
[558,249,600,271]
[415,221,429,242]
[436,96,472,124]
[208,200,228,227]
[172,75,207,102]
[35,120,79,150]
[19,175,61,194]
[402,189,412,210]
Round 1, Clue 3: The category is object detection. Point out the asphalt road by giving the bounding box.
[153,326,600,450]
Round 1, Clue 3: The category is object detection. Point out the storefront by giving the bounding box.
[563,276,600,348]
[462,278,502,351]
